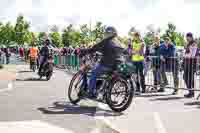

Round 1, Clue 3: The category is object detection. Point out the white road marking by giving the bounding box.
[94,102,124,133]
[0,82,13,92]
[154,112,167,133]
[90,127,101,133]
[0,120,74,133]
[0,66,18,93]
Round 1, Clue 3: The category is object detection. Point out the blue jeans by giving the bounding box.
[88,64,111,95]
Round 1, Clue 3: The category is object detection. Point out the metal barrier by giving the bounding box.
[54,54,81,70]
[0,54,6,64]
[54,54,200,97]
[145,56,200,94]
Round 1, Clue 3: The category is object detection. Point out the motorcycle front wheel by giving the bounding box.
[68,71,85,104]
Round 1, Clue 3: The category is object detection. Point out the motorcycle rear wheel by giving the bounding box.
[106,78,134,112]
[46,72,52,80]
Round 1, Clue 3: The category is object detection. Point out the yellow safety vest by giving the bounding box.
[131,42,144,62]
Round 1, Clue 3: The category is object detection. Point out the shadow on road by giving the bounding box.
[184,101,200,106]
[54,67,77,75]
[137,93,172,98]
[16,78,47,81]
[18,70,33,73]
[150,96,185,101]
[38,101,123,117]
[65,71,77,75]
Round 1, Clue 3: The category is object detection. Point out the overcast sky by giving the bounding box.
[0,0,200,36]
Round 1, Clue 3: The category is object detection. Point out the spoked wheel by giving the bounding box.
[106,78,134,112]
[68,71,85,105]
[32,65,36,72]
[46,72,52,81]
[196,70,200,76]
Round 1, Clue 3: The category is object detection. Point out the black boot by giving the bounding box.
[141,84,146,93]
[135,84,141,95]
[157,88,165,92]
[172,89,178,95]
[141,89,146,93]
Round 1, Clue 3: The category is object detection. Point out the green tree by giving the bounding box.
[62,24,82,47]
[174,32,185,46]
[164,23,185,46]
[0,22,15,46]
[80,24,90,44]
[37,32,46,46]
[144,31,154,46]
[14,15,30,46]
[62,24,75,47]
[25,32,39,46]
[49,32,62,47]
[91,22,106,41]
[143,25,156,45]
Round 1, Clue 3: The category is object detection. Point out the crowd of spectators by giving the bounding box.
[0,33,199,98]
[125,32,199,98]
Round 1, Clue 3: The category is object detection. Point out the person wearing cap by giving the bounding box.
[131,32,146,93]
[150,35,161,90]
[159,36,179,94]
[183,32,198,98]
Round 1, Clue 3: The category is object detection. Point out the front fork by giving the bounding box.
[82,73,88,91]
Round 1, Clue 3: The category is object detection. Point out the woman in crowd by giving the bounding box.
[131,32,146,94]
[183,32,198,98]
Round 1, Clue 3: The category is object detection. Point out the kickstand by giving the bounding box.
[196,93,200,100]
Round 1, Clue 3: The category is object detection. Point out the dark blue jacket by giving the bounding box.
[159,43,176,58]
[160,43,178,71]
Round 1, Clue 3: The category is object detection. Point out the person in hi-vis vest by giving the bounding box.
[131,32,146,94]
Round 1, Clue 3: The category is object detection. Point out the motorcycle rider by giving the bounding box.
[29,41,39,69]
[38,39,51,75]
[80,26,125,98]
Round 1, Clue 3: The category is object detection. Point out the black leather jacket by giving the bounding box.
[85,36,125,67]
[39,45,50,60]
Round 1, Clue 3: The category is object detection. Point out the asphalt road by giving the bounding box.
[0,65,118,133]
[0,54,19,91]
[1,63,200,133]
[0,80,9,90]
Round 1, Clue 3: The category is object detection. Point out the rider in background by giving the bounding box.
[29,41,39,69]
[38,39,50,74]
[81,26,124,98]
